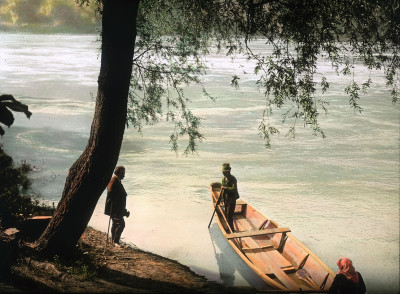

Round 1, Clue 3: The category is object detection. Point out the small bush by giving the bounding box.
[0,146,53,229]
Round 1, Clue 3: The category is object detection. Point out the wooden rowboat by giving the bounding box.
[210,183,335,292]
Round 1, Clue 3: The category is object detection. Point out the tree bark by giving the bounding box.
[37,0,140,255]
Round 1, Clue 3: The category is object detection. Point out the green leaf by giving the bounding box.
[0,105,15,127]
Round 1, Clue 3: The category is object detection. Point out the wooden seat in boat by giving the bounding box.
[226,227,291,239]
[233,218,299,289]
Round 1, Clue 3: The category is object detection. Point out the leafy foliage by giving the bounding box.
[0,94,32,136]
[126,0,228,154]
[126,0,399,149]
[0,0,98,31]
[0,146,52,228]
[0,96,50,228]
[7,0,398,149]
[217,0,399,146]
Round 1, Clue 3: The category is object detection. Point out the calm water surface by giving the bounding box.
[0,33,399,293]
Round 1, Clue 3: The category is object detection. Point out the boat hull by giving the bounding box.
[210,183,335,292]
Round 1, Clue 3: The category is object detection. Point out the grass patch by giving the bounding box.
[52,249,98,281]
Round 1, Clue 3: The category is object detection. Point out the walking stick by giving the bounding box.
[106,204,112,245]
[208,188,224,228]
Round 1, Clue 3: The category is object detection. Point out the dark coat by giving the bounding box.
[328,273,366,294]
[221,174,239,202]
[104,175,127,217]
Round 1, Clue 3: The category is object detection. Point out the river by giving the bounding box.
[0,33,399,293]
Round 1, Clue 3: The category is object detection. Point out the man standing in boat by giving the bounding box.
[105,166,130,246]
[221,163,239,232]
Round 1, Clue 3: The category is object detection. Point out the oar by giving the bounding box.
[208,188,224,228]
[296,269,319,289]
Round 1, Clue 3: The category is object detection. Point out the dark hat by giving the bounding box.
[222,163,231,172]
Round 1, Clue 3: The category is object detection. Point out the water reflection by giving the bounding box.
[209,226,235,286]
[208,223,272,291]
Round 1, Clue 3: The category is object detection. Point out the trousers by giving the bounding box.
[224,198,236,231]
[111,216,125,244]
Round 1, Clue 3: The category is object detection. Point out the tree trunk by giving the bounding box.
[37,0,140,255]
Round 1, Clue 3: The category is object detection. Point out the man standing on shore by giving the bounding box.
[221,163,239,232]
[105,166,129,246]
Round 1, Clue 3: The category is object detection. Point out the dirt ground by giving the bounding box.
[1,227,257,293]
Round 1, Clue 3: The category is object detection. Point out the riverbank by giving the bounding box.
[1,227,257,293]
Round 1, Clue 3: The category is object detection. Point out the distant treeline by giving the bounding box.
[0,0,100,33]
